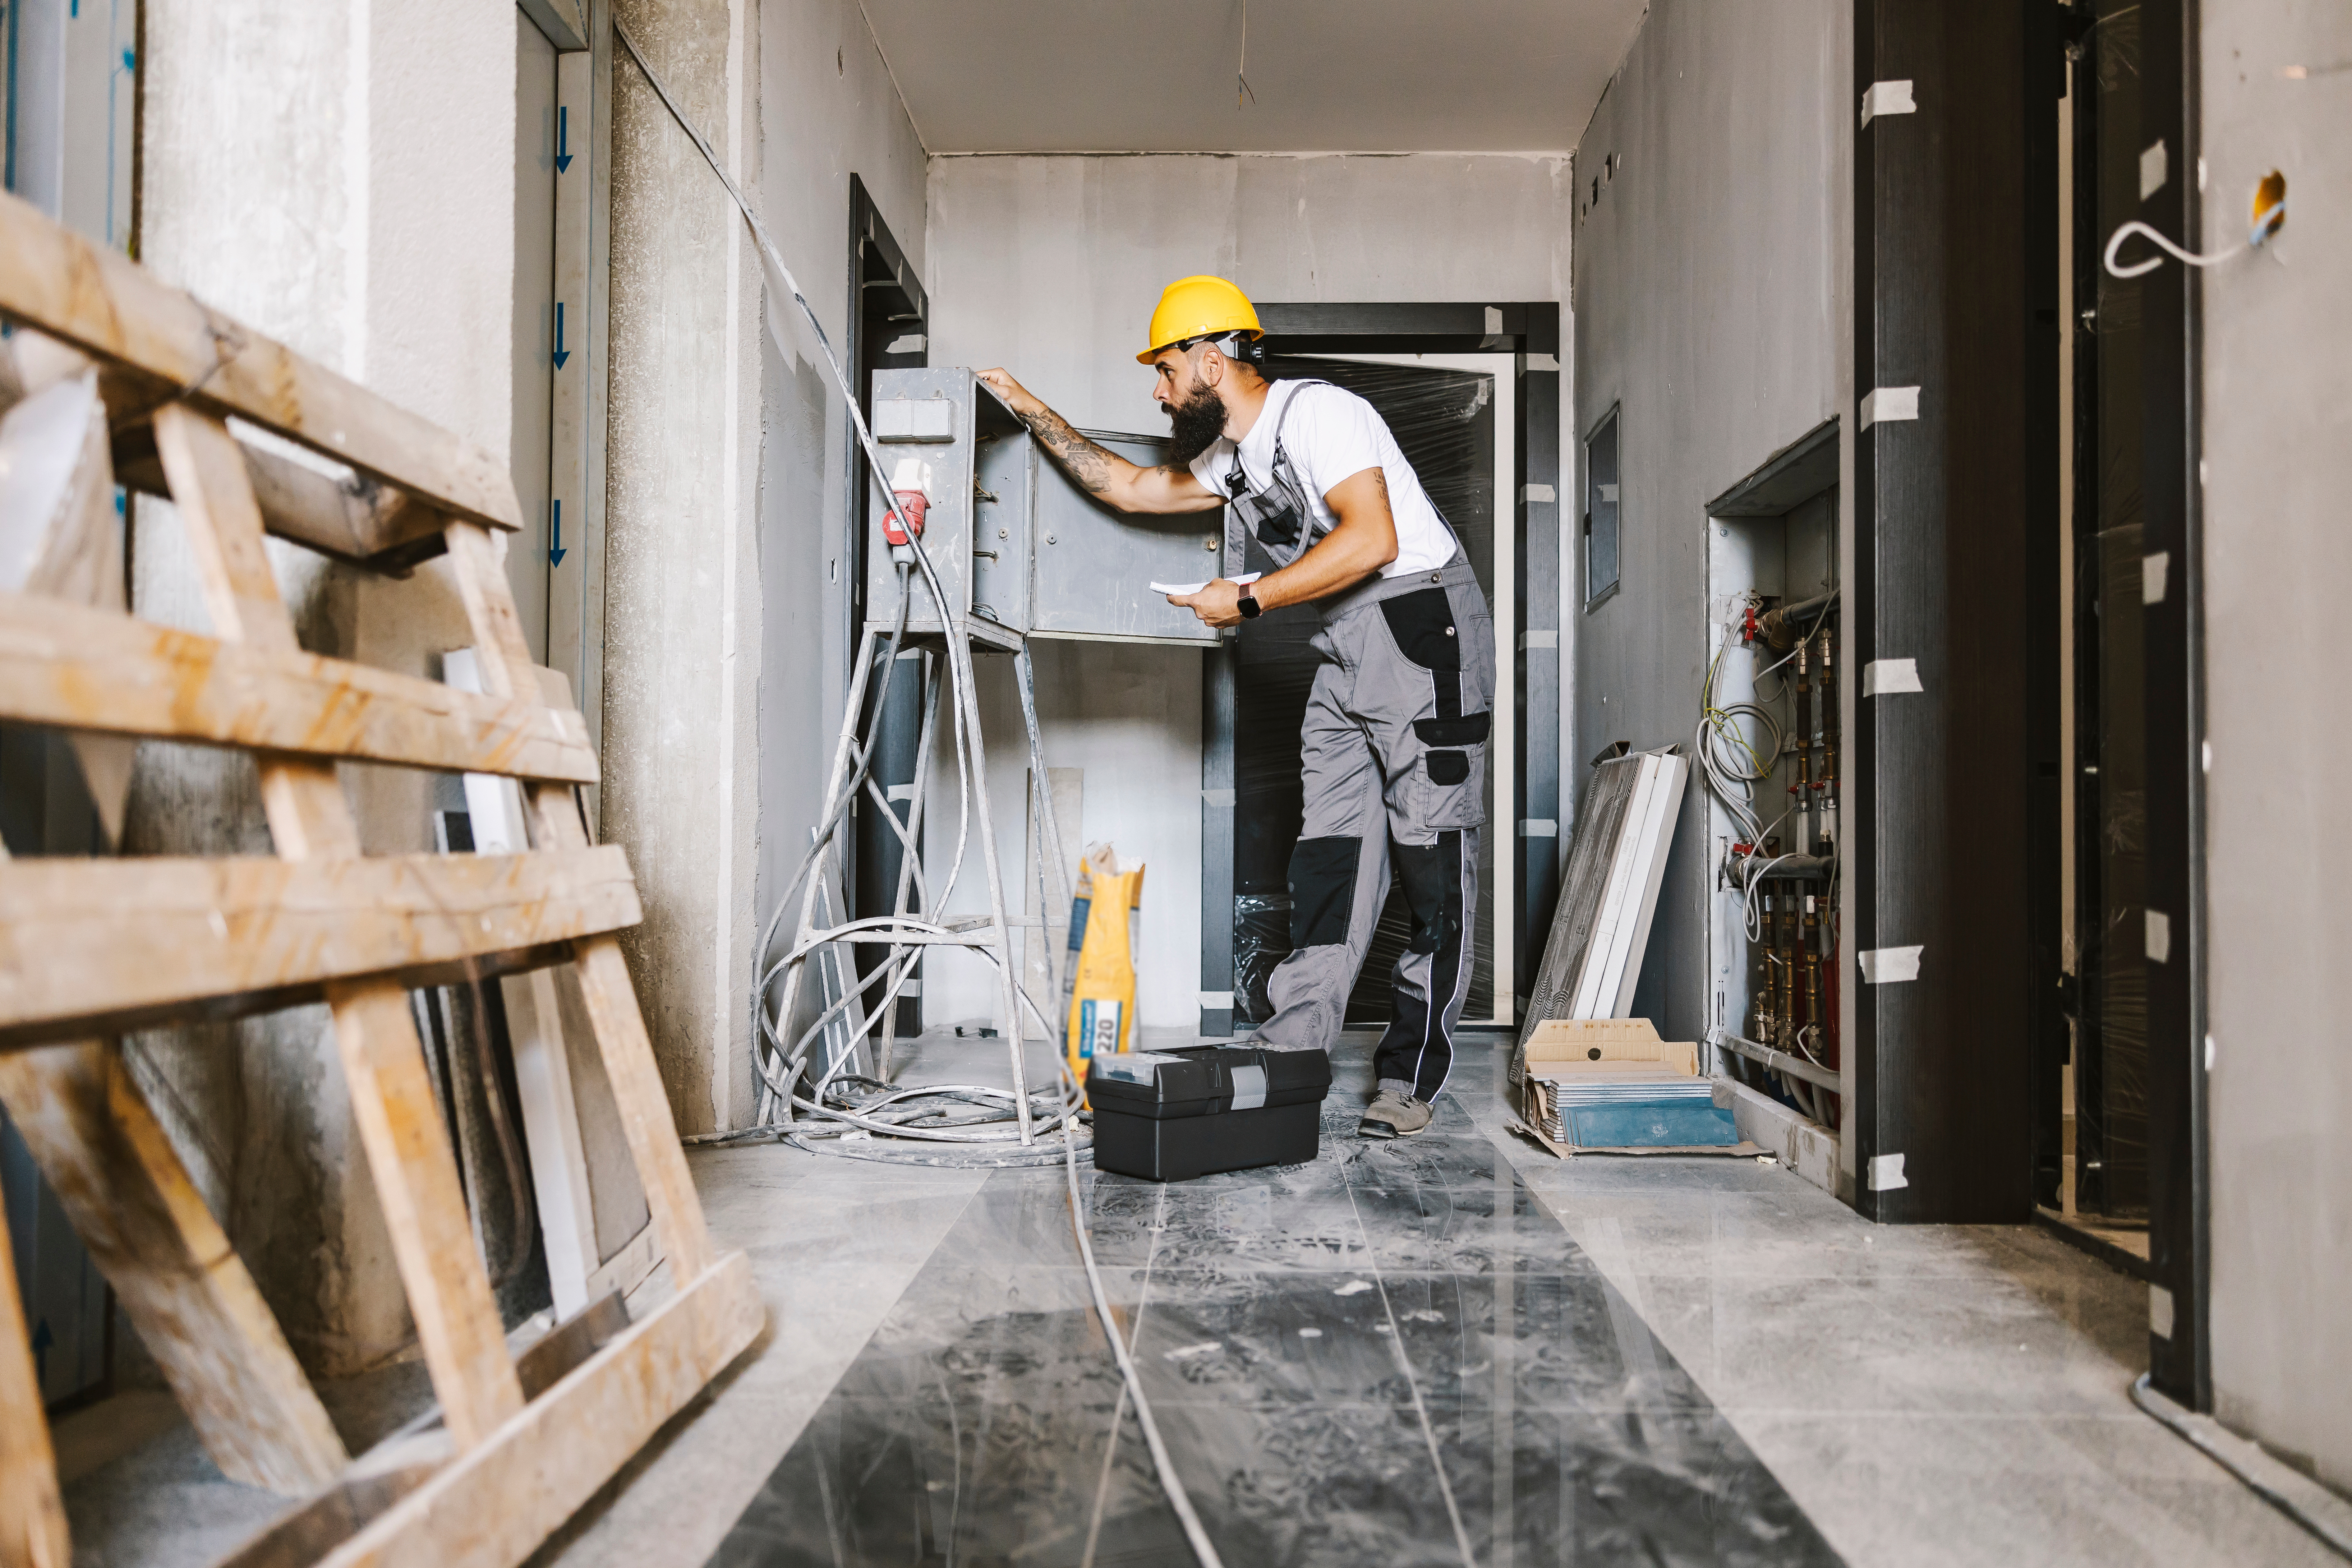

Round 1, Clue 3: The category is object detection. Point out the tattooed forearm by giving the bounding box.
[1022,404,1122,497]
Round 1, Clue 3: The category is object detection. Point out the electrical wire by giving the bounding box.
[621,30,1223,1559]
[1058,1057,1228,1568]
[2102,219,2243,279]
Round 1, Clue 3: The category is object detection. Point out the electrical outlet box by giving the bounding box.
[864,368,1223,648]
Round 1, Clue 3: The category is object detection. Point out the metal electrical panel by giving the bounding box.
[865,369,1221,647]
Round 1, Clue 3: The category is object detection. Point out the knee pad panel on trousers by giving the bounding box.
[1391,839,1463,956]
[1287,836,1361,949]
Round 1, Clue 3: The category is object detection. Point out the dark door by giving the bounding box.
[1232,357,1499,1029]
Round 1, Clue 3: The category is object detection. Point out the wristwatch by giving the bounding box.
[1236,589,1261,619]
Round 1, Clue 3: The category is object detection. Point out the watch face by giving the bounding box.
[1238,594,1261,619]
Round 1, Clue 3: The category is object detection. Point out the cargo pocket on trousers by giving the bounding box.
[1413,712,1490,830]
[1417,746,1487,828]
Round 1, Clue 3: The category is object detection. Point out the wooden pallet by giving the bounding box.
[0,188,761,1568]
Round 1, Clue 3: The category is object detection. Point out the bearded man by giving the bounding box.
[977,276,1493,1140]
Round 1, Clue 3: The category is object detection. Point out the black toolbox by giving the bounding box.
[1085,1045,1333,1182]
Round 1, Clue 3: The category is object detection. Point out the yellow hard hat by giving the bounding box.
[1137,275,1262,364]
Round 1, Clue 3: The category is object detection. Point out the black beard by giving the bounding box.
[1164,381,1229,466]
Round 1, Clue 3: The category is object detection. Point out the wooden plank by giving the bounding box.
[445,520,717,1285]
[326,984,525,1448]
[0,192,520,532]
[314,1251,762,1568]
[159,405,526,1450]
[0,845,641,1049]
[0,591,598,783]
[562,939,714,1282]
[115,424,450,574]
[0,1179,70,1568]
[0,1043,348,1494]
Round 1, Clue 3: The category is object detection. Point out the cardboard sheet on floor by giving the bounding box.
[1511,1018,1762,1159]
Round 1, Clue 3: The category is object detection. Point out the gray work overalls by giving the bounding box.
[1223,382,1495,1101]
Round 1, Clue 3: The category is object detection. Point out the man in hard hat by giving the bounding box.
[979,276,1492,1140]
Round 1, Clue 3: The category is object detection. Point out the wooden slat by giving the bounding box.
[0,1180,70,1568]
[0,845,640,1048]
[445,521,717,1283]
[158,405,528,1449]
[0,590,597,782]
[325,984,526,1448]
[0,191,520,532]
[0,1043,349,1493]
[118,429,451,575]
[314,1251,763,1568]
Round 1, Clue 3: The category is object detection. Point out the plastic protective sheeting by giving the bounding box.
[1231,359,1498,1027]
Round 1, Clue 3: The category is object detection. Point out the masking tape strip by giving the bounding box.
[1520,630,1559,650]
[1867,1152,1909,1191]
[1520,483,1556,504]
[1859,944,1923,984]
[1860,80,1916,127]
[2142,550,2170,605]
[1860,386,1921,428]
[2145,909,2172,964]
[1519,819,1559,838]
[1524,352,1561,372]
[1862,658,1923,696]
[1198,990,1235,1010]
[1201,788,1237,808]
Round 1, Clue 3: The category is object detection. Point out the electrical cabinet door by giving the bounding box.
[1030,432,1224,646]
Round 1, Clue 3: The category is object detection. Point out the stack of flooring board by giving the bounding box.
[1513,744,1689,1087]
[1514,1018,1755,1158]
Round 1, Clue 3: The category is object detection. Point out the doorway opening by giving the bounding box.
[1196,300,1563,1040]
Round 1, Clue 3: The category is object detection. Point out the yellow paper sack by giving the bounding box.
[1062,842,1145,1092]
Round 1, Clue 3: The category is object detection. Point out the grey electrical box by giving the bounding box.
[864,369,1223,648]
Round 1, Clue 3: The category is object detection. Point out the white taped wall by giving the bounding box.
[1569,0,1850,1059]
[2198,0,2352,1493]
[920,152,1574,1030]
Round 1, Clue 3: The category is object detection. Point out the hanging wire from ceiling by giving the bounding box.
[1237,0,1256,108]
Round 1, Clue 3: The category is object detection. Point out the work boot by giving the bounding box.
[1359,1089,1433,1139]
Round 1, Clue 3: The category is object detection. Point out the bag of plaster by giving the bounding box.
[1062,842,1145,1094]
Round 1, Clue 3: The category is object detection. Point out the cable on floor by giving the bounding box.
[618,26,1225,1565]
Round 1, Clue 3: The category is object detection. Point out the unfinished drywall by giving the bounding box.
[922,152,1572,1030]
[1568,0,1850,1081]
[2198,0,2352,1492]
[129,0,516,1373]
[601,0,925,1132]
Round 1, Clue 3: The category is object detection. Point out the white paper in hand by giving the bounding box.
[1150,572,1261,598]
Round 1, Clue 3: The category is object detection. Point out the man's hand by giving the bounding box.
[1171,578,1247,628]
[975,367,1039,419]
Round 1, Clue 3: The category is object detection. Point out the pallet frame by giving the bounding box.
[0,189,760,1568]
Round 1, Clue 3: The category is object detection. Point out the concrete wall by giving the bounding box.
[603,0,922,1134]
[130,0,515,1373]
[923,152,1573,1030]
[1566,0,1850,1084]
[2198,0,2352,1491]
[750,0,927,1108]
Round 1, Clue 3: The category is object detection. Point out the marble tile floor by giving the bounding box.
[47,1030,2340,1567]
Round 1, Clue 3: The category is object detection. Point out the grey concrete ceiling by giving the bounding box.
[859,0,1646,154]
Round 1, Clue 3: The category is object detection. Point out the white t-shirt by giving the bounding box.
[1187,380,1458,579]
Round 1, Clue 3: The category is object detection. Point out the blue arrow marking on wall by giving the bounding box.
[552,301,570,369]
[549,500,567,567]
[555,106,573,173]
